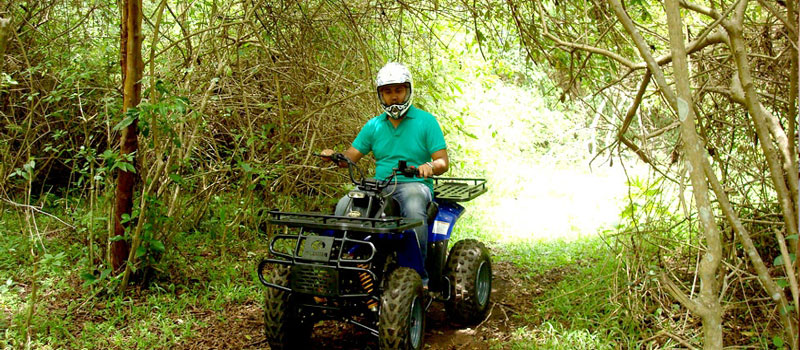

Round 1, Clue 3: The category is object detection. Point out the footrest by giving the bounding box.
[432,177,487,202]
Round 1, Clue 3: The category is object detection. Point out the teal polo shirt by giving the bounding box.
[352,105,447,192]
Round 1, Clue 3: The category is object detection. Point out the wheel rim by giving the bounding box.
[409,295,423,348]
[475,261,490,307]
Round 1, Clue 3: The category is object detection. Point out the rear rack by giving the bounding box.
[432,177,487,202]
[268,210,422,233]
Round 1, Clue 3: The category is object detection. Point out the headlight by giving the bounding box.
[348,191,366,199]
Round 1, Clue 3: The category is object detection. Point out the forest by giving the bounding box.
[0,0,797,349]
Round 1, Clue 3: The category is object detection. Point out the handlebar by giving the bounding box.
[314,152,364,186]
[314,153,420,192]
[395,160,419,178]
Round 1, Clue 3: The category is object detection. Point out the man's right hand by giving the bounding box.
[320,147,364,168]
[320,149,346,168]
[320,149,335,158]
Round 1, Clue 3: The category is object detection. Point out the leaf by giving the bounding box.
[119,161,136,173]
[109,235,128,242]
[776,253,797,266]
[23,160,36,172]
[150,240,165,253]
[113,107,139,131]
[786,234,799,241]
[101,149,115,159]
[455,124,478,139]
[238,161,253,173]
[135,246,147,258]
[80,272,97,282]
[155,80,169,94]
[168,173,184,184]
[776,279,789,288]
[773,336,784,347]
[774,255,784,266]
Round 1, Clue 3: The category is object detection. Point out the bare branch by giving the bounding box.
[755,0,798,40]
[1,198,76,229]
[542,31,637,68]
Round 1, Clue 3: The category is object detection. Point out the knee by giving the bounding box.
[403,196,429,219]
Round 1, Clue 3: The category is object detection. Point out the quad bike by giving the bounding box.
[257,153,492,349]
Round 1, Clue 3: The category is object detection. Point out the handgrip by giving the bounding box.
[396,160,419,178]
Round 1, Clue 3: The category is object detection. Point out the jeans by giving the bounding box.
[335,181,432,281]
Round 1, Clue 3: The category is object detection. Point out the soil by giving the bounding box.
[178,260,549,350]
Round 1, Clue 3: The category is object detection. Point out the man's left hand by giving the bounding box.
[418,162,434,178]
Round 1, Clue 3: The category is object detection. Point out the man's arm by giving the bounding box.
[419,149,449,178]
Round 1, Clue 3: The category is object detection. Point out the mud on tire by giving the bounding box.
[379,267,425,350]
[263,265,311,350]
[445,239,492,324]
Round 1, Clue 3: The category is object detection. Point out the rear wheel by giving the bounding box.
[263,265,312,349]
[379,267,425,350]
[445,239,492,324]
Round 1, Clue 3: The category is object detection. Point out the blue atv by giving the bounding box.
[257,153,491,349]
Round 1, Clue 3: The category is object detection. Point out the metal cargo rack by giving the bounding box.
[432,177,487,202]
[268,210,422,233]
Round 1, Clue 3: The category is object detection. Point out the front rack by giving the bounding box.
[432,177,487,202]
[268,210,422,233]
[258,231,380,298]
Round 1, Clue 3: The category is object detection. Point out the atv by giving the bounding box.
[257,153,491,349]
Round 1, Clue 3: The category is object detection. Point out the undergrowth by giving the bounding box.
[0,201,266,350]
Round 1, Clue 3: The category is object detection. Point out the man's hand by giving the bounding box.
[418,162,434,178]
[319,149,342,168]
[320,149,335,158]
[319,147,364,168]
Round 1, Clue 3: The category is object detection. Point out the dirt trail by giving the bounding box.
[180,260,540,350]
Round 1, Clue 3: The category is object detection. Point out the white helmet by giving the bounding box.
[375,62,413,119]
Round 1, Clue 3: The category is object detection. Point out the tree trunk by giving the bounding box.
[0,17,10,65]
[111,0,143,272]
[664,0,724,348]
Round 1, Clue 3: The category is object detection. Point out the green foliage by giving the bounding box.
[490,237,646,349]
[7,159,36,182]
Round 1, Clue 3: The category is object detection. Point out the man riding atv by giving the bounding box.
[321,61,449,285]
[259,62,491,350]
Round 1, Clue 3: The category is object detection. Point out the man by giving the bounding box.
[321,62,449,283]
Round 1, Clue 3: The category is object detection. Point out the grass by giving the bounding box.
[489,236,637,349]
[0,208,269,350]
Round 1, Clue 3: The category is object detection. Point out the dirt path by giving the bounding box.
[181,260,544,350]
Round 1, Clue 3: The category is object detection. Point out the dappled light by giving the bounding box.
[443,73,647,242]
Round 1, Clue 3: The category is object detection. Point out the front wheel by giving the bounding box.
[263,265,312,349]
[379,267,425,350]
[445,239,492,324]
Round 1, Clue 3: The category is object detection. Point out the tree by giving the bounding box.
[0,17,9,62]
[111,0,143,274]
